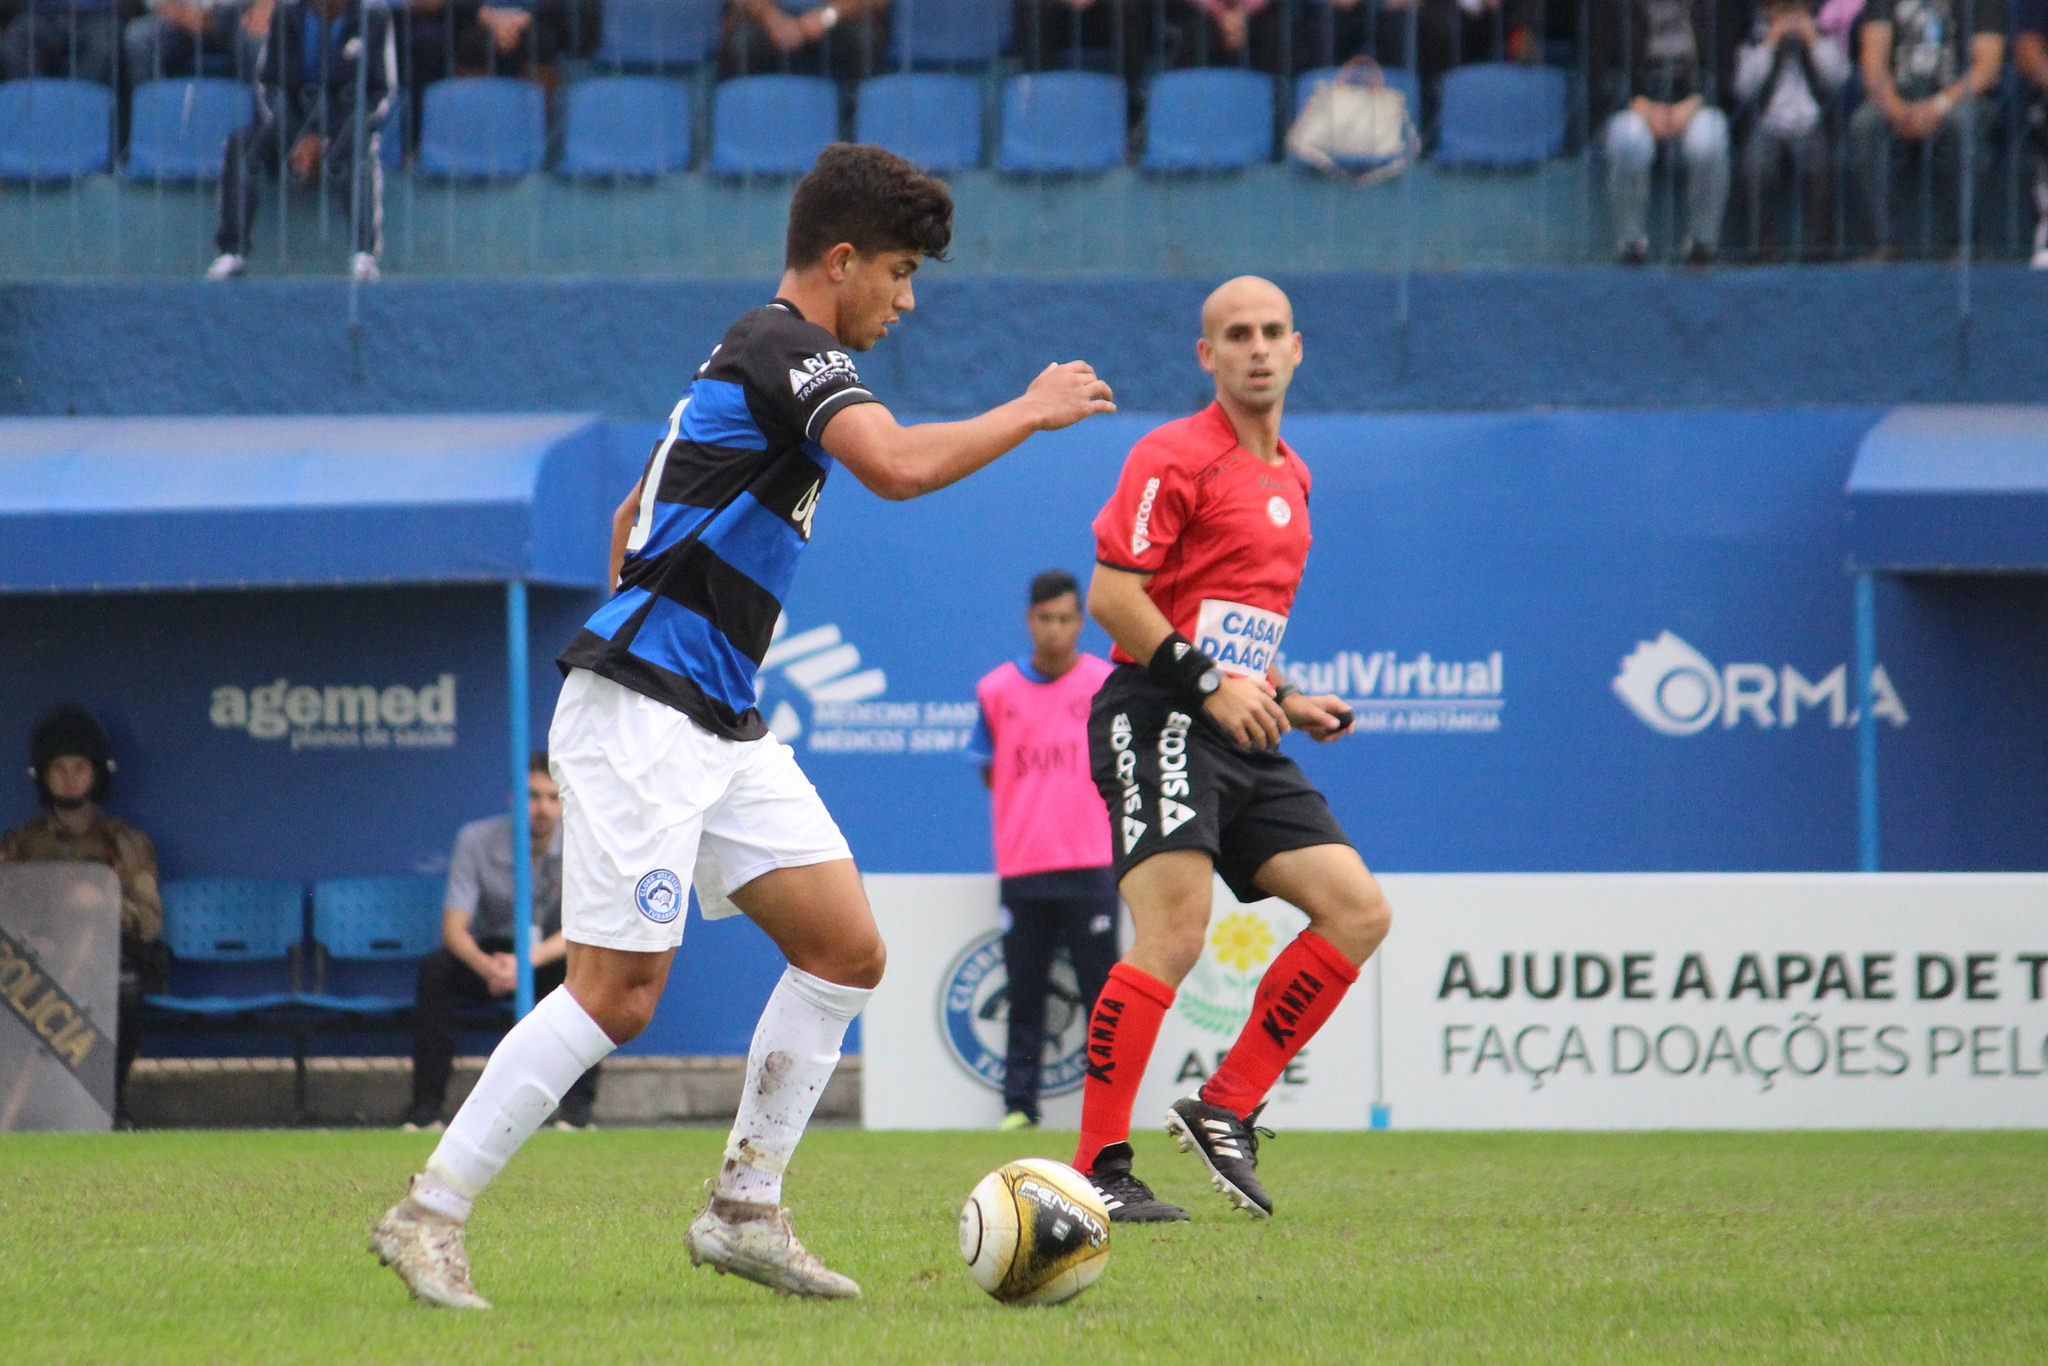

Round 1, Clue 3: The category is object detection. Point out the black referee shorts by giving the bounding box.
[1087,665,1352,903]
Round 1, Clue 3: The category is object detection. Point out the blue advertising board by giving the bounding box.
[4,408,2044,1054]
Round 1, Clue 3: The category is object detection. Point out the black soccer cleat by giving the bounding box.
[1084,1142,1189,1223]
[1166,1096,1274,1218]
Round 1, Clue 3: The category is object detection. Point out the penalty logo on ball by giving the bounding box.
[939,931,1091,1098]
[959,1158,1112,1305]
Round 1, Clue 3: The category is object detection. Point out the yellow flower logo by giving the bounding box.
[1210,913,1276,973]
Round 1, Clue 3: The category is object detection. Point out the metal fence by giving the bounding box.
[0,0,2041,283]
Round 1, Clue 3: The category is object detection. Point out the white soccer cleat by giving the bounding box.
[686,1194,860,1299]
[349,251,380,282]
[204,253,245,280]
[368,1179,492,1310]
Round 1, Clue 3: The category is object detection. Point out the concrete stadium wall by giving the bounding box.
[7,265,2048,418]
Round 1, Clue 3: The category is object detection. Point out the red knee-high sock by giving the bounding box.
[1200,930,1360,1120]
[1073,962,1175,1173]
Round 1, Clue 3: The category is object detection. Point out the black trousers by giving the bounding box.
[1001,877,1120,1120]
[216,100,383,257]
[409,940,599,1121]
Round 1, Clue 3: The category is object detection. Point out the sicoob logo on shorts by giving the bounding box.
[939,931,1090,1098]
[634,869,683,924]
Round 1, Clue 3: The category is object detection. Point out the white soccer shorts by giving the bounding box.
[548,668,852,952]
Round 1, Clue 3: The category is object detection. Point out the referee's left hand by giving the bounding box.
[1284,693,1355,742]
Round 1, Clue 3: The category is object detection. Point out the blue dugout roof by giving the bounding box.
[1848,406,2048,573]
[0,414,610,593]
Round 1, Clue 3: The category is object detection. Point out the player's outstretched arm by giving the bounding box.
[821,361,1114,501]
[1088,565,1287,751]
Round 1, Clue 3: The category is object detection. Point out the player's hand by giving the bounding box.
[1024,361,1116,432]
[1203,674,1288,751]
[1284,692,1355,742]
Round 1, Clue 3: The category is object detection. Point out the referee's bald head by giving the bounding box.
[1200,276,1293,339]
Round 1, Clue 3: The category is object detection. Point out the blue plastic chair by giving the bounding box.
[145,879,304,1016]
[709,75,839,177]
[1143,68,1274,172]
[123,78,251,181]
[416,76,547,178]
[996,72,1124,174]
[1434,63,1566,168]
[1292,64,1419,120]
[298,875,446,1013]
[379,94,405,171]
[0,78,112,180]
[595,0,722,71]
[856,73,982,173]
[887,0,1010,66]
[560,76,693,176]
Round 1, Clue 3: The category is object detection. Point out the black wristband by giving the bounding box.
[1147,632,1220,698]
[1274,681,1302,704]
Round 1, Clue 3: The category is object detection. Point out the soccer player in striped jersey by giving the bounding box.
[371,144,1116,1308]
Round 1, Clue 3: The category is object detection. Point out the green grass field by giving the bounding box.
[4,1128,2045,1364]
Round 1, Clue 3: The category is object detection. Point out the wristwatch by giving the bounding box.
[1194,668,1223,698]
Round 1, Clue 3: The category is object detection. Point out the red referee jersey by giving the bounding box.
[1091,401,1313,676]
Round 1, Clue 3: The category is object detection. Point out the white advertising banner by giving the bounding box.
[1380,873,2048,1129]
[864,872,2048,1131]
[861,873,1380,1130]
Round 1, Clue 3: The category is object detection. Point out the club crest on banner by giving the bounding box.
[938,931,1091,1097]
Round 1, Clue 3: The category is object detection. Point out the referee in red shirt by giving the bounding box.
[1073,277,1392,1223]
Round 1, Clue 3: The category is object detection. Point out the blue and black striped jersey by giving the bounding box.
[558,299,877,740]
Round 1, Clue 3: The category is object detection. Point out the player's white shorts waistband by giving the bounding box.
[548,668,851,953]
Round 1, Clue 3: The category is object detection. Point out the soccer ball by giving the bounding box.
[957,1158,1111,1306]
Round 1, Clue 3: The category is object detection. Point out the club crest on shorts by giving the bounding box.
[634,868,683,924]
[939,931,1090,1098]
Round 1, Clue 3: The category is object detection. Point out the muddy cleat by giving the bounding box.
[1084,1141,1188,1223]
[1167,1096,1274,1218]
[686,1194,861,1299]
[368,1179,491,1309]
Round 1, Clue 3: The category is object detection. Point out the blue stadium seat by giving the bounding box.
[887,0,1010,66]
[1292,64,1419,121]
[144,878,304,1016]
[123,78,251,181]
[856,73,982,173]
[298,875,446,1014]
[0,78,112,180]
[1143,68,1274,172]
[1434,63,1566,168]
[416,76,546,178]
[996,72,1124,175]
[709,75,838,177]
[559,76,693,177]
[595,0,722,71]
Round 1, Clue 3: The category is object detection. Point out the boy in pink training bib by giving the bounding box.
[970,570,1119,1129]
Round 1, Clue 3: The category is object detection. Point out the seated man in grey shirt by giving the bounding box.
[404,753,600,1130]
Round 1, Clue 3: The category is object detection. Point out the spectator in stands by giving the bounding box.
[205,0,394,284]
[1593,0,1732,265]
[969,571,1118,1132]
[726,0,889,80]
[122,0,258,85]
[0,706,167,1126]
[2016,0,2048,267]
[0,0,122,84]
[1016,0,1150,75]
[1849,0,2005,255]
[1735,0,1851,258]
[404,753,599,1131]
[397,0,579,97]
[1376,0,1539,74]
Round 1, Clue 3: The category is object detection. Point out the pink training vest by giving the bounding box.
[975,654,1115,879]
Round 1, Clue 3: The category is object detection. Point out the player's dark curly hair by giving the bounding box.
[785,144,953,269]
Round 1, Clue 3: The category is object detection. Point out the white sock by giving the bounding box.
[414,986,617,1221]
[715,966,872,1207]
